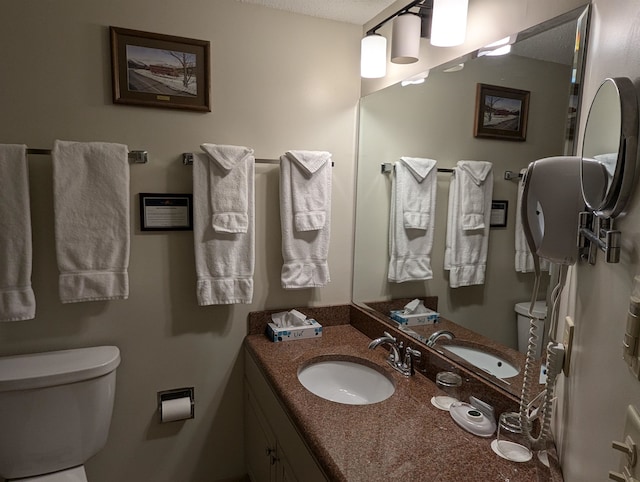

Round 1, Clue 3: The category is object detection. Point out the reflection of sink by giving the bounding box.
[443,345,519,379]
[297,358,395,405]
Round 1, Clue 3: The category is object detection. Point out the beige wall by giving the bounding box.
[354,54,567,346]
[554,0,640,480]
[0,1,359,481]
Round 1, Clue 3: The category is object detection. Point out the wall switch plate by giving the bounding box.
[563,316,574,376]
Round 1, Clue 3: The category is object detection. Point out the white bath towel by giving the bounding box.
[515,168,550,273]
[52,140,130,303]
[388,157,437,282]
[280,150,331,289]
[193,146,254,305]
[0,144,36,321]
[444,160,493,288]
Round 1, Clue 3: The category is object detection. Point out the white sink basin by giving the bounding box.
[443,345,519,379]
[297,358,395,405]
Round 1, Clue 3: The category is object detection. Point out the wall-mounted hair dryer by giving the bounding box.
[521,156,586,267]
[519,155,589,451]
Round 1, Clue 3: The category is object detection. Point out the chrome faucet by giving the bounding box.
[426,330,455,347]
[368,332,421,376]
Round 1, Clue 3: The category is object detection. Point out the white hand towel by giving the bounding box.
[515,168,550,273]
[444,160,493,288]
[200,143,253,233]
[280,150,331,289]
[52,140,130,303]
[458,160,493,230]
[193,147,254,305]
[0,145,36,321]
[388,157,437,282]
[286,150,332,232]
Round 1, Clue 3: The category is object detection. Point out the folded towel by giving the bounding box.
[52,140,130,303]
[515,168,550,273]
[444,160,493,288]
[280,150,332,289]
[193,146,255,305]
[0,145,36,321]
[200,144,252,233]
[458,160,493,230]
[286,150,331,232]
[388,157,437,282]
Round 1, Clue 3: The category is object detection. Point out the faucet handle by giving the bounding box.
[383,331,396,342]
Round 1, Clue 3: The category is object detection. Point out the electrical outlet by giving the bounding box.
[563,316,574,376]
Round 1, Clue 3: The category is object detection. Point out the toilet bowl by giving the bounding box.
[0,346,121,481]
[515,301,547,358]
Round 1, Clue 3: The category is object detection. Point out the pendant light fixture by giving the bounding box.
[361,33,387,78]
[430,0,468,47]
[391,13,422,64]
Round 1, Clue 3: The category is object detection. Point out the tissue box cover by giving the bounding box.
[390,309,439,326]
[266,319,323,342]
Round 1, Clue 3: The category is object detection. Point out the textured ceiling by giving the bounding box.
[236,0,397,25]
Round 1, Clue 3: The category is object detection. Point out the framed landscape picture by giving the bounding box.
[110,27,210,112]
[474,83,530,141]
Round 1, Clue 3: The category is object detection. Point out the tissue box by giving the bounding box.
[390,309,439,326]
[266,319,323,342]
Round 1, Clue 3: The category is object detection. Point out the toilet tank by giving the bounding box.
[0,346,121,480]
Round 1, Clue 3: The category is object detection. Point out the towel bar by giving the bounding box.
[183,152,334,167]
[380,162,454,174]
[26,148,148,164]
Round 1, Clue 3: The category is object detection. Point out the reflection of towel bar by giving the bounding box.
[503,170,523,181]
[381,163,524,182]
[182,152,334,167]
[380,162,453,174]
[26,148,148,164]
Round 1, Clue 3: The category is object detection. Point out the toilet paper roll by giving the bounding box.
[161,397,192,423]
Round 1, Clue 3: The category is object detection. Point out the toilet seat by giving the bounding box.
[10,466,87,482]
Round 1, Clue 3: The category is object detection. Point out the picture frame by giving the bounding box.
[110,27,210,112]
[490,200,509,228]
[139,193,193,231]
[474,83,530,141]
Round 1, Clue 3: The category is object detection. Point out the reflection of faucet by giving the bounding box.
[368,332,421,376]
[426,330,455,347]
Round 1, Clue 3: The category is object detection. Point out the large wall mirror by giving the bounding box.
[353,6,590,396]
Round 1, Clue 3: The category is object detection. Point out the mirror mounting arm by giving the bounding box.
[578,212,621,264]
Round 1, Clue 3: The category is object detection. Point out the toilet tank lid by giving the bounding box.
[0,346,120,392]
[515,301,547,318]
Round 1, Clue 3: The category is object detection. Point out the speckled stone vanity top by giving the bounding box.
[244,315,563,481]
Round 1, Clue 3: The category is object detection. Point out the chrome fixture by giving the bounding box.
[578,77,639,264]
[426,330,455,347]
[368,332,421,376]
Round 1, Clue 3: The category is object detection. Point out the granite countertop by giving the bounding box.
[245,324,562,482]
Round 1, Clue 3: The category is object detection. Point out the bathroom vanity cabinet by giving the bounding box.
[243,320,561,481]
[244,350,327,482]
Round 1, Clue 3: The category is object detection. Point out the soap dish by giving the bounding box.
[431,396,458,411]
[449,402,496,437]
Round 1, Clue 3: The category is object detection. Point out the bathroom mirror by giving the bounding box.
[352,6,590,396]
[581,77,639,219]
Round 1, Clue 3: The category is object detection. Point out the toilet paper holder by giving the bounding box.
[157,387,195,422]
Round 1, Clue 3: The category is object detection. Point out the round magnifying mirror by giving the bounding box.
[581,77,639,218]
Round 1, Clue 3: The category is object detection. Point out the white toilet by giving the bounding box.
[515,301,548,358]
[0,346,121,481]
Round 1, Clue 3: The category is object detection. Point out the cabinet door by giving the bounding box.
[245,382,277,482]
[276,443,297,482]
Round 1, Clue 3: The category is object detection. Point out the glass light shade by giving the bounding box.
[430,0,468,47]
[361,34,387,78]
[391,13,421,64]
